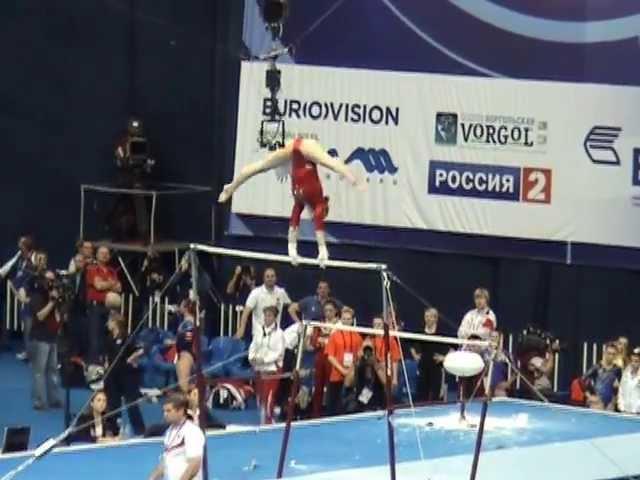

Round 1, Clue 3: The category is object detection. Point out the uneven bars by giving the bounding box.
[189,243,387,271]
[305,321,489,348]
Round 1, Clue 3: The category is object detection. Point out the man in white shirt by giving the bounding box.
[235,267,291,339]
[249,306,285,423]
[458,288,497,341]
[618,347,640,414]
[148,394,206,480]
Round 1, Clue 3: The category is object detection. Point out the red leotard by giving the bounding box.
[290,137,328,231]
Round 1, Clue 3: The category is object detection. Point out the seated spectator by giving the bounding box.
[411,308,447,402]
[617,347,640,414]
[584,342,622,411]
[248,306,285,424]
[72,390,119,443]
[288,280,341,323]
[616,336,630,369]
[458,287,497,341]
[104,313,146,435]
[325,307,362,416]
[225,263,256,305]
[308,299,339,417]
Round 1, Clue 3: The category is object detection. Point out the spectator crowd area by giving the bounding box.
[1,234,639,450]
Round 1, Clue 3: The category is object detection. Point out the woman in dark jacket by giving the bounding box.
[411,308,448,402]
[72,390,119,443]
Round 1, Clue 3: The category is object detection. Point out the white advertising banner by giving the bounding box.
[232,61,640,249]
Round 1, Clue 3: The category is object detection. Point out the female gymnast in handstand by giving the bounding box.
[218,137,361,267]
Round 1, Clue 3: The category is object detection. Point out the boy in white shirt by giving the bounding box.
[148,393,205,480]
[249,305,285,423]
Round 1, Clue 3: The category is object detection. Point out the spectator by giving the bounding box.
[72,390,119,443]
[617,347,640,414]
[584,342,622,411]
[28,266,62,410]
[411,308,447,402]
[248,305,285,424]
[616,336,630,369]
[308,299,339,417]
[104,313,146,436]
[68,253,88,357]
[371,316,401,393]
[288,280,340,323]
[458,287,497,341]
[325,306,362,415]
[86,246,122,366]
[225,263,256,305]
[235,267,291,340]
[68,240,94,274]
[1,235,37,361]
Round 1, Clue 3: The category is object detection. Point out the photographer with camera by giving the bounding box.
[28,261,63,410]
[114,117,154,186]
[347,337,384,413]
[346,316,401,413]
[516,326,560,400]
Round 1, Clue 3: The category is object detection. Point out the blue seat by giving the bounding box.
[399,359,419,401]
[204,337,249,378]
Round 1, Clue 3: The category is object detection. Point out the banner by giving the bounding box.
[231,61,640,250]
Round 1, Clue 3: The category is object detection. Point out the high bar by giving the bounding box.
[189,243,387,271]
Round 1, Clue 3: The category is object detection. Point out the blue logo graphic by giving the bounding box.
[428,160,521,201]
[584,126,623,166]
[329,147,399,175]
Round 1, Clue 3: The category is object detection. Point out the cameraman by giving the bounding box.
[517,327,559,399]
[347,317,400,413]
[114,117,153,186]
[347,338,383,413]
[29,267,63,410]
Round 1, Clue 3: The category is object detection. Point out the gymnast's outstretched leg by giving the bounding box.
[313,198,330,268]
[218,146,291,203]
[288,199,304,265]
